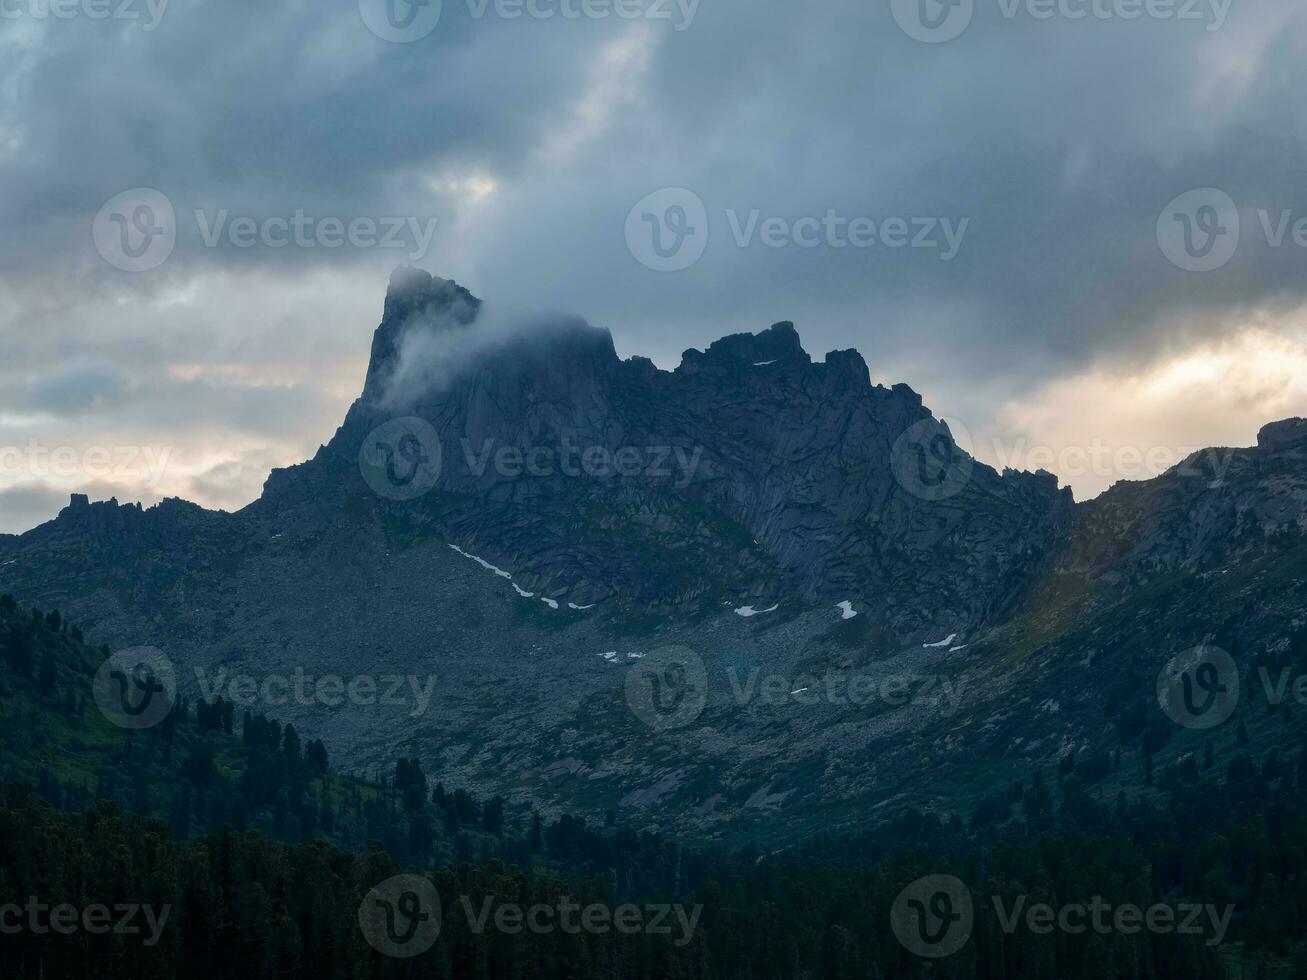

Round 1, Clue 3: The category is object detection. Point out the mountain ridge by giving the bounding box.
[2,269,1305,841]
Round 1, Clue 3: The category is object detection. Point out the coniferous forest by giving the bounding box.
[4,596,1307,978]
[10,0,1307,973]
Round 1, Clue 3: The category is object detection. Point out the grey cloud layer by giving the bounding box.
[2,0,1306,532]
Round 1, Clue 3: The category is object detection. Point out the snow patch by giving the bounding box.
[735,603,778,617]
[753,359,777,367]
[449,544,512,579]
[568,602,596,610]
[923,633,958,649]
[836,600,857,620]
[450,542,575,611]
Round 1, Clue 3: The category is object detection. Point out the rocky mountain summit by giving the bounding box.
[257,267,1072,636]
[2,270,1305,841]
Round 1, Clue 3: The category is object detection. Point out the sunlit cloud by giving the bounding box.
[976,317,1307,501]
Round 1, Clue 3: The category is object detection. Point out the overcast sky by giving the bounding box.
[2,0,1306,533]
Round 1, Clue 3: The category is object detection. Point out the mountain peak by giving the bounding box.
[677,321,812,375]
[1258,417,1307,452]
[380,265,480,325]
[362,267,482,405]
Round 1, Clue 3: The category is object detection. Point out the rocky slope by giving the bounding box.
[1,269,1304,842]
[253,267,1073,633]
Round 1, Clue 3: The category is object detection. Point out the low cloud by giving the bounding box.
[4,0,1307,530]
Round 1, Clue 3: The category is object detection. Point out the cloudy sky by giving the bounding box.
[2,0,1306,533]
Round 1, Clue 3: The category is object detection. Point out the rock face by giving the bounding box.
[257,268,1072,637]
[2,268,1305,842]
[1053,422,1307,582]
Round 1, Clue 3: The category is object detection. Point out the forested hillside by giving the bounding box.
[5,598,1307,978]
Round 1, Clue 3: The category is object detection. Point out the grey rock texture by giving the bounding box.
[259,267,1074,637]
[2,268,1304,842]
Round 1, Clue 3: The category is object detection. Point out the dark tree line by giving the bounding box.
[7,595,1307,977]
